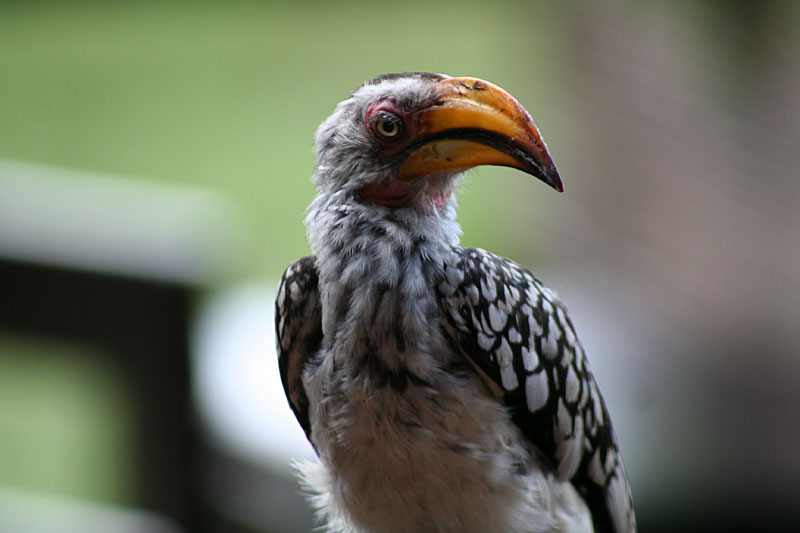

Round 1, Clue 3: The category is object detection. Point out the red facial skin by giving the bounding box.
[360,179,453,210]
[363,99,411,156]
[431,189,453,210]
[360,99,452,211]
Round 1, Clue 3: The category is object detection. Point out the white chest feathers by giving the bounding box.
[297,343,593,533]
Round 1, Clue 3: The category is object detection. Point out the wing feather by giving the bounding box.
[437,247,636,533]
[275,256,323,444]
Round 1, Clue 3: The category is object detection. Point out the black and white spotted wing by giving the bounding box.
[437,248,636,533]
[275,256,322,444]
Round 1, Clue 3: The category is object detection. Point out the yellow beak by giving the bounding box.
[398,77,562,191]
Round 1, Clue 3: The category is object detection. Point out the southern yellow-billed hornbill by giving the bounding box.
[276,73,636,533]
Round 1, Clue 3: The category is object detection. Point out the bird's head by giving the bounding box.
[312,72,562,212]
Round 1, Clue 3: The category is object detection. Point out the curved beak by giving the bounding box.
[398,77,563,192]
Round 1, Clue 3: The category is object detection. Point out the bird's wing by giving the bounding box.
[437,247,636,533]
[275,256,323,445]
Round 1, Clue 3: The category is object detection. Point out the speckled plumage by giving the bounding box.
[275,73,635,532]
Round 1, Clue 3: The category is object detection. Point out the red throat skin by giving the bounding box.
[431,189,453,211]
[360,180,452,211]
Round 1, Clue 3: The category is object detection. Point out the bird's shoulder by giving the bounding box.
[275,256,323,442]
[436,247,635,533]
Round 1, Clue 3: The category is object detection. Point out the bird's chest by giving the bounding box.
[306,342,528,533]
[305,254,528,530]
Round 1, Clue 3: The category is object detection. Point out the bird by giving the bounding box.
[275,72,636,533]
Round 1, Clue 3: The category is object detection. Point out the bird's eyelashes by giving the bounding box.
[374,111,404,140]
[364,99,407,144]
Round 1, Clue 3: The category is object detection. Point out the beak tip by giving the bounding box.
[538,163,564,192]
[553,174,565,193]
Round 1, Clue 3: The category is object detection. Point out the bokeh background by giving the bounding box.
[1,1,799,531]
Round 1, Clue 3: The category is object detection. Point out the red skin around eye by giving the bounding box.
[363,100,413,155]
[360,99,452,211]
[364,99,404,130]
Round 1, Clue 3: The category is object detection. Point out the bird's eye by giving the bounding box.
[374,113,404,140]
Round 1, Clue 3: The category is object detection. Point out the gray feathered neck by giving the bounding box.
[304,73,464,367]
[305,189,462,369]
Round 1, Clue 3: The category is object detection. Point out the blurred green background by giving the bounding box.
[0,332,134,504]
[0,0,566,280]
[2,1,799,532]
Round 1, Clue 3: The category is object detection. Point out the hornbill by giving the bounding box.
[276,72,636,533]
